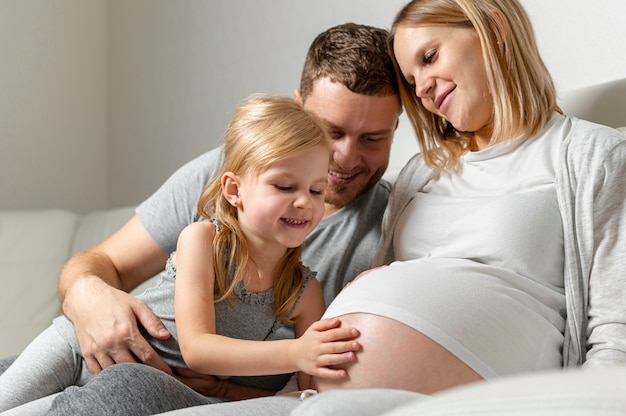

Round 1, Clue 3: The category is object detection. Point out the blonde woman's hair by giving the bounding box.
[388,0,560,172]
[197,94,330,325]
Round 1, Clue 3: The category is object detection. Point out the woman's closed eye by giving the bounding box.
[423,49,437,65]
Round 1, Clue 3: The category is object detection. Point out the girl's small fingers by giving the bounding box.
[315,340,360,360]
[314,367,349,380]
[319,350,357,367]
[310,318,342,331]
[319,327,359,342]
[325,340,360,354]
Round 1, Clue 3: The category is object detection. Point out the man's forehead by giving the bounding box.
[303,83,399,133]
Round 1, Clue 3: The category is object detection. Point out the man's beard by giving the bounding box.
[324,168,384,209]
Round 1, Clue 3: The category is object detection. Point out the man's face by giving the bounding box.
[295,77,400,215]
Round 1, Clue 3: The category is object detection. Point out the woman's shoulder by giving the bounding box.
[561,115,626,164]
[390,153,433,200]
[394,153,429,183]
[564,115,626,146]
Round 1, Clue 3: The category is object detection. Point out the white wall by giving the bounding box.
[523,0,626,92]
[0,0,108,213]
[106,0,413,208]
[2,1,625,213]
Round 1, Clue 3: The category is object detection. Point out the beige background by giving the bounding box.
[1,0,624,213]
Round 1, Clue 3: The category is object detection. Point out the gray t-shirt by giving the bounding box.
[137,146,391,307]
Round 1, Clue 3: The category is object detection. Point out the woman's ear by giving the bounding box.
[221,172,240,208]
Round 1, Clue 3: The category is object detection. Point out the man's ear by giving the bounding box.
[221,172,240,208]
[293,88,303,106]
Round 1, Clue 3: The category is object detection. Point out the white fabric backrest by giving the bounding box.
[558,78,626,128]
[71,206,136,255]
[0,210,79,357]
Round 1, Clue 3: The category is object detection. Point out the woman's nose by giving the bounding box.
[415,76,434,98]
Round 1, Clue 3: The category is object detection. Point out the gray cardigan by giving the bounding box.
[371,114,626,368]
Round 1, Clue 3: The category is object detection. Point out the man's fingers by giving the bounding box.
[129,339,172,375]
[133,302,170,340]
[83,341,138,374]
[83,354,105,376]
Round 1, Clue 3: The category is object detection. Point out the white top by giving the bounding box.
[369,113,626,368]
[326,115,573,378]
[394,114,566,290]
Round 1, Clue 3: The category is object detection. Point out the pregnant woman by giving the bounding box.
[316,0,626,395]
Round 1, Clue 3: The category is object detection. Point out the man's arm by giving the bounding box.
[58,215,172,375]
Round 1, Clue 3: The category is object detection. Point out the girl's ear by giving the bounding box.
[221,172,240,208]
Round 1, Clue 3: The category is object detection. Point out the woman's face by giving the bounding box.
[393,25,494,147]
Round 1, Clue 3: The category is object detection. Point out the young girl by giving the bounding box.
[0,94,361,412]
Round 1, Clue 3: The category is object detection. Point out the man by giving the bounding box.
[5,23,401,414]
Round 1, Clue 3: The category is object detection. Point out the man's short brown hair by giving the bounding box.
[299,23,399,100]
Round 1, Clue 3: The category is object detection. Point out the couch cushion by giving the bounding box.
[381,367,626,416]
[71,205,136,255]
[0,209,79,357]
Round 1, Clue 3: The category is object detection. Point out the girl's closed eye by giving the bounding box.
[274,184,293,192]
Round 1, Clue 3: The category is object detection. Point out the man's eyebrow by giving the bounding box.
[321,120,392,136]
[360,128,394,136]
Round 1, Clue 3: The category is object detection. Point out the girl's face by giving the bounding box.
[236,143,329,252]
[393,25,494,148]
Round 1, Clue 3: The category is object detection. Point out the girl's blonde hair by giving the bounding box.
[197,94,329,325]
[388,0,560,172]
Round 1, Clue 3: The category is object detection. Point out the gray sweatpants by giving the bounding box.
[48,362,227,415]
[0,325,92,413]
[0,330,226,415]
[46,362,424,416]
[0,337,421,416]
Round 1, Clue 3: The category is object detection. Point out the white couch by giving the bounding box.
[0,205,143,358]
[0,78,625,411]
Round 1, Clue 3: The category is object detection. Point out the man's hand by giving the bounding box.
[68,277,172,375]
[173,368,278,400]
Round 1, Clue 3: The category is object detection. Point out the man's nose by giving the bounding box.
[331,137,360,170]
